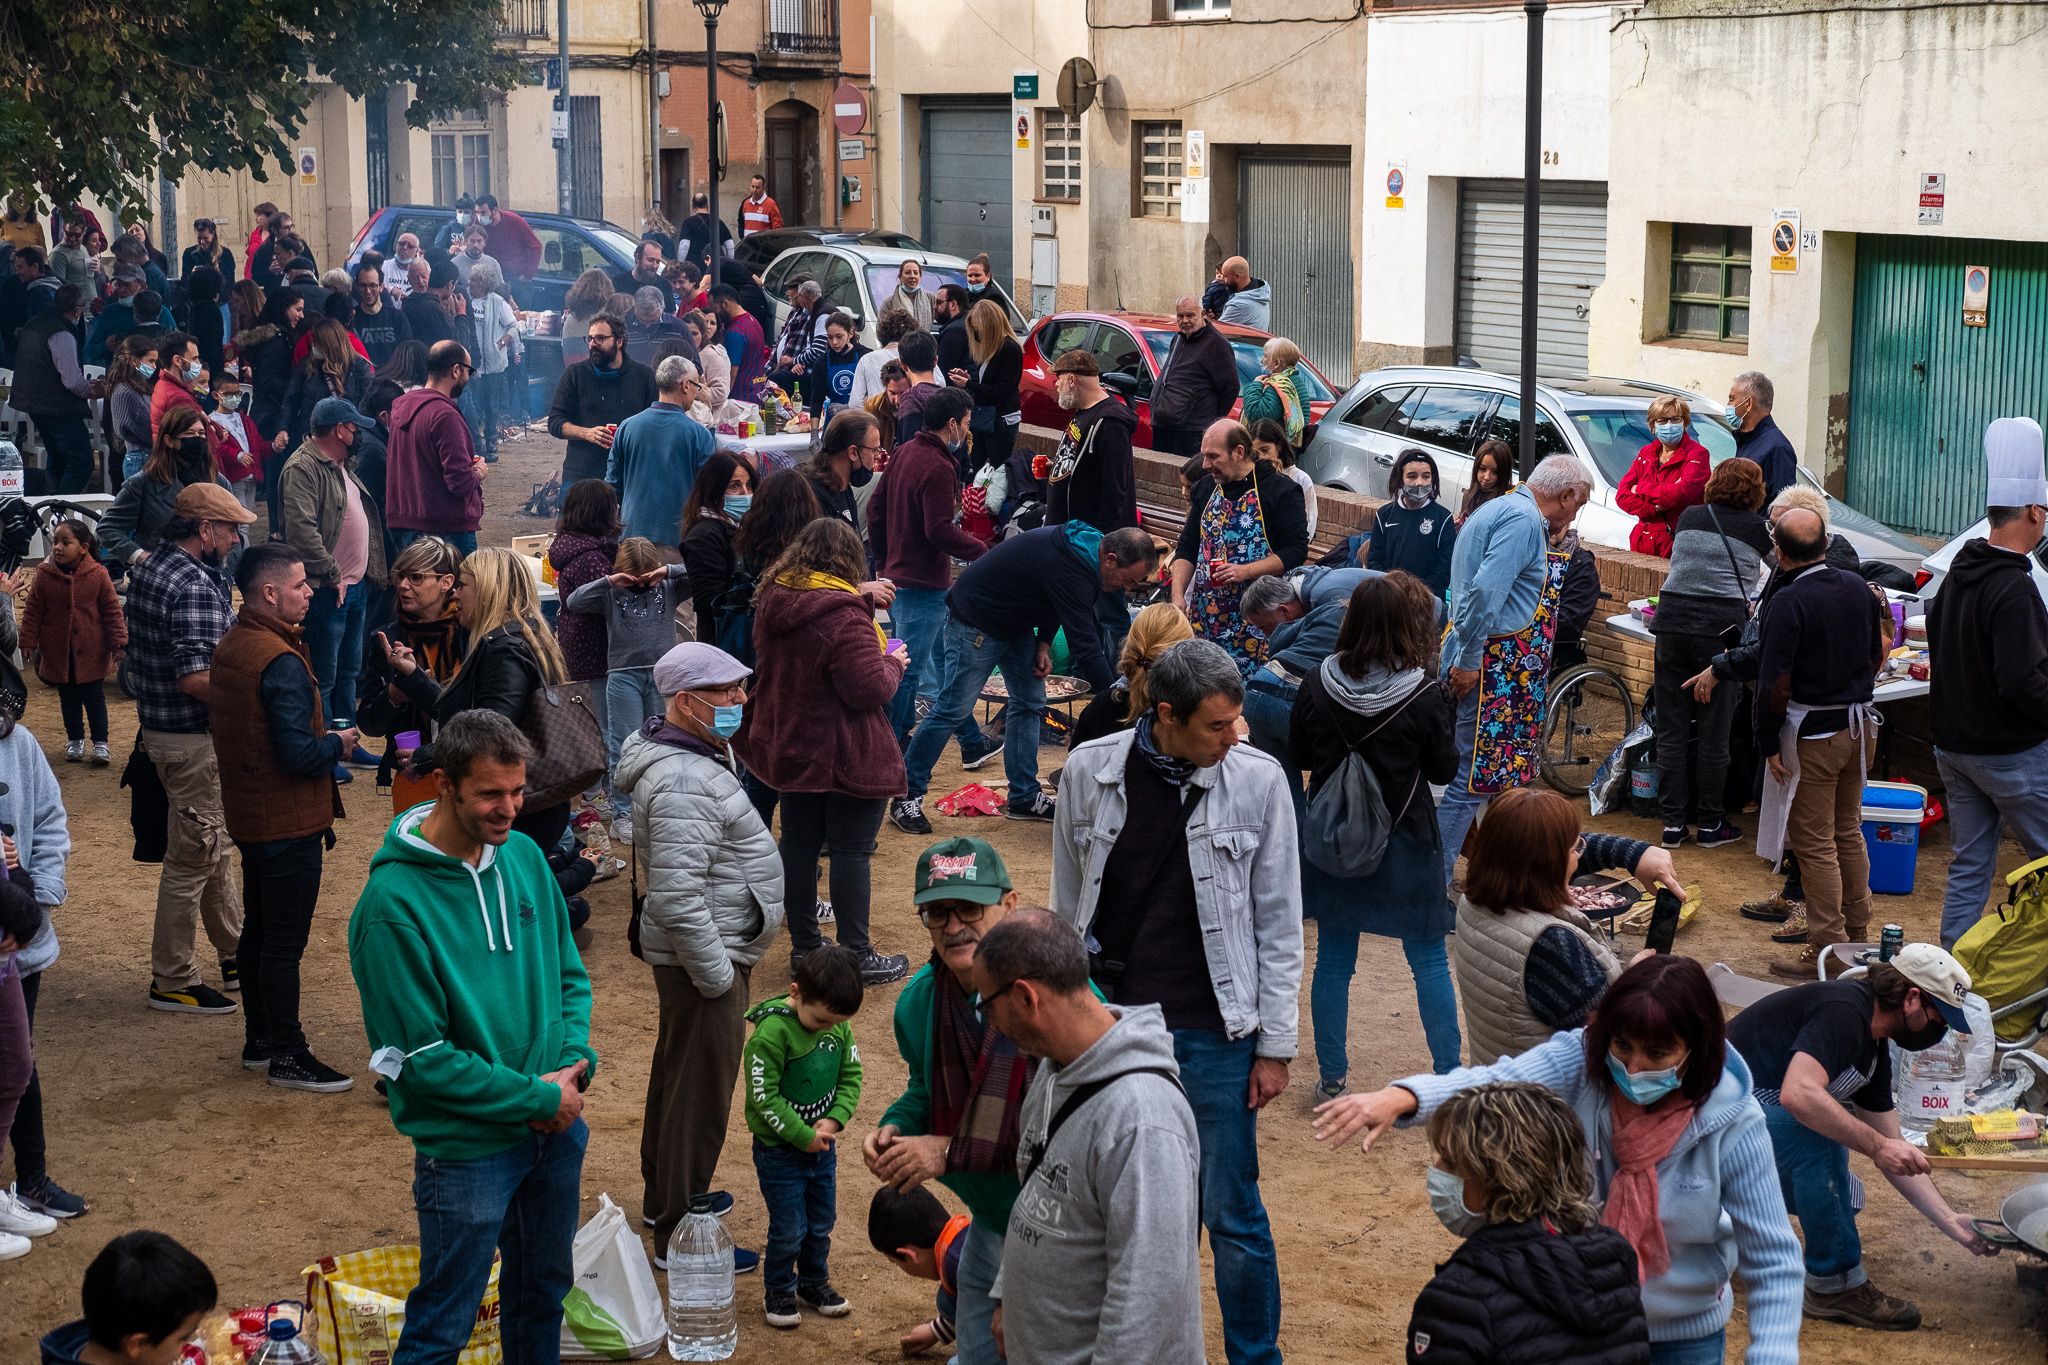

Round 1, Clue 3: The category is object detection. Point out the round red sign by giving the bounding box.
[832,80,868,137]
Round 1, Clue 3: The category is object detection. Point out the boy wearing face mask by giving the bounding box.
[1364,448,1457,597]
[1615,396,1711,559]
[205,376,265,510]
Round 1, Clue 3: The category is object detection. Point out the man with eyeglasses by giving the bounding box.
[383,232,423,296]
[1148,293,1237,459]
[863,837,1027,1365]
[548,314,658,486]
[352,264,413,368]
[386,341,486,556]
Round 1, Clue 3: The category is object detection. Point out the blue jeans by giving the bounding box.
[604,668,663,821]
[391,529,478,557]
[751,1137,836,1296]
[1935,739,2048,947]
[1096,588,1132,669]
[461,370,505,457]
[1648,1331,1727,1364]
[398,1120,588,1365]
[304,579,369,726]
[1438,684,1483,888]
[1313,930,1461,1079]
[889,585,987,752]
[122,448,148,482]
[902,617,1044,807]
[1762,1102,1865,1293]
[949,1218,1003,1365]
[1173,1028,1282,1365]
[1241,674,1297,768]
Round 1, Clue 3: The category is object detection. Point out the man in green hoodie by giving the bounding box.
[347,709,597,1365]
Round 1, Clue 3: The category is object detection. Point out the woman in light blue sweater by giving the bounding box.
[1316,954,1803,1365]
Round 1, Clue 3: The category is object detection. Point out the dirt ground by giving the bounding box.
[6,424,2048,1362]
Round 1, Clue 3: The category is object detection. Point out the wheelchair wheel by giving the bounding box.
[1541,663,1635,797]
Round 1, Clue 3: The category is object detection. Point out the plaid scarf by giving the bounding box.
[927,953,1037,1174]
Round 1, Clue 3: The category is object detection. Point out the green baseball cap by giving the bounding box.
[914,837,1012,906]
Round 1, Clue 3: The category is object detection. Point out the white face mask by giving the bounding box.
[1426,1165,1486,1238]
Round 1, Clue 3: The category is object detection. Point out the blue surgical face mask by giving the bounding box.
[1426,1165,1486,1238]
[723,493,753,519]
[184,362,204,384]
[136,362,156,381]
[1606,1053,1685,1106]
[1724,401,1744,430]
[1654,421,1684,447]
[707,703,744,739]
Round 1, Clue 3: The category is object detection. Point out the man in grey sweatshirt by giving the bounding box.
[974,910,1203,1365]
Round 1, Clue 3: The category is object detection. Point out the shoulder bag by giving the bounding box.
[520,681,609,809]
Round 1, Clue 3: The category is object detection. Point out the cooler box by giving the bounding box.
[1862,781,1927,895]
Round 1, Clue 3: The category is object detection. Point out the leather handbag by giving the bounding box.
[519,681,608,810]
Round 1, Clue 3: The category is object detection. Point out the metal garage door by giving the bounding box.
[1455,180,1608,377]
[921,102,1012,284]
[1239,156,1355,383]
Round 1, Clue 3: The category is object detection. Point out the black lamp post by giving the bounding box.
[694,0,729,275]
[1518,0,1548,479]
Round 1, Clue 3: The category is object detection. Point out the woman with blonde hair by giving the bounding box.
[1616,394,1710,558]
[1240,336,1309,450]
[953,297,1024,485]
[1069,602,1194,746]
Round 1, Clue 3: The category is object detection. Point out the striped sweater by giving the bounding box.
[1395,1031,1805,1363]
[1653,503,1772,637]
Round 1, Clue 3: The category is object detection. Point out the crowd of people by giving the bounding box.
[0,193,2040,1365]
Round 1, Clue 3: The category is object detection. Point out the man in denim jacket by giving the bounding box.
[1050,637,1301,1365]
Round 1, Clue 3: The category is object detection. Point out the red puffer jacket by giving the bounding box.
[1615,435,1709,558]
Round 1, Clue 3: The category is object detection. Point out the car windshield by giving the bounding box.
[1142,331,1336,401]
[864,264,969,303]
[1565,403,1736,487]
[590,225,644,264]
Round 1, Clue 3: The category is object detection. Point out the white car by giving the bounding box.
[1295,366,1926,574]
[759,244,1027,350]
[1915,517,2048,603]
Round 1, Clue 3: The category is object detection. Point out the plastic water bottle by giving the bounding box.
[0,438,21,502]
[1896,1028,1968,1134]
[666,1197,737,1360]
[248,1302,322,1365]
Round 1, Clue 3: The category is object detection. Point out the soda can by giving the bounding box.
[1880,924,1904,961]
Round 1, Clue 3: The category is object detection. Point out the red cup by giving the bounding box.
[1031,453,1050,479]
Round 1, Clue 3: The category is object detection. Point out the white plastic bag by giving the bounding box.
[560,1194,666,1359]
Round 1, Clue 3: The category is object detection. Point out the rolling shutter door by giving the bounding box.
[1239,155,1355,382]
[921,102,1012,285]
[1455,180,1607,377]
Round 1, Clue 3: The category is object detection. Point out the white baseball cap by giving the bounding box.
[1892,943,1973,1033]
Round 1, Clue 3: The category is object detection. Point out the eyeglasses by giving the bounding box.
[977,975,1036,1012]
[586,332,613,343]
[916,901,986,929]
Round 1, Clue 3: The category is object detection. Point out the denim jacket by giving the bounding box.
[1051,730,1304,1058]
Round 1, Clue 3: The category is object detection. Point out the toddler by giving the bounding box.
[20,519,125,763]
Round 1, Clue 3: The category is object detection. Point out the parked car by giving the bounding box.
[1016,311,1340,451]
[1914,517,2048,603]
[761,244,1027,349]
[735,226,926,275]
[1296,365,1926,572]
[342,204,643,378]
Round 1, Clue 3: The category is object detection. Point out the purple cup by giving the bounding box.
[395,730,422,751]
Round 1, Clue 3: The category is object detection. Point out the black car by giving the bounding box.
[342,204,644,375]
[733,226,925,275]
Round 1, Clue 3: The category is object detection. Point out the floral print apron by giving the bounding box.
[1188,478,1272,669]
[1466,547,1569,794]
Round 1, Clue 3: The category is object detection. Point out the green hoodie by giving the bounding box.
[348,803,598,1160]
[743,995,863,1151]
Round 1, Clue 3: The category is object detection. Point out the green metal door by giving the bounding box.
[1847,235,2048,537]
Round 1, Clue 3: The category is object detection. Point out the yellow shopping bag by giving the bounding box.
[304,1245,504,1365]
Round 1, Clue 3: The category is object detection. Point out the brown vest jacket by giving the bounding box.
[210,613,338,843]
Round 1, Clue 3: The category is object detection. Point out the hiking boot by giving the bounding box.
[1740,896,1798,923]
[1695,821,1744,850]
[1803,1280,1922,1331]
[1006,791,1056,823]
[798,1284,851,1317]
[1661,825,1687,848]
[13,1173,87,1219]
[148,983,238,1015]
[858,950,910,986]
[267,1051,356,1094]
[889,798,932,835]
[1771,909,1810,944]
[1769,942,1824,980]
[959,740,1000,772]
[63,740,83,763]
[764,1289,801,1329]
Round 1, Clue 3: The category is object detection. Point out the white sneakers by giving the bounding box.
[610,817,634,847]
[0,1230,28,1261]
[0,1184,58,1242]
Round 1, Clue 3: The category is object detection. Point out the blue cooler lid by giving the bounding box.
[1861,781,1926,813]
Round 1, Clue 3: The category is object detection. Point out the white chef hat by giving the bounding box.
[1986,416,2048,508]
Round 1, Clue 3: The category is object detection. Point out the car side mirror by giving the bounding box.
[1102,370,1150,402]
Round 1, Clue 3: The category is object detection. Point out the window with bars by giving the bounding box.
[1135,120,1183,219]
[429,112,493,206]
[1667,224,1751,343]
[1039,109,1080,202]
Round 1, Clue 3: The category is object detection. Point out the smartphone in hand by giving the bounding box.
[1645,887,1684,954]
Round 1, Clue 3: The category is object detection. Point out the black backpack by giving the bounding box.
[1301,680,1428,880]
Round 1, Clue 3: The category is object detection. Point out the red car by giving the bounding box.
[1017,310,1340,451]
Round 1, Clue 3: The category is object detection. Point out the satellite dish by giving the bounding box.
[1057,58,1098,117]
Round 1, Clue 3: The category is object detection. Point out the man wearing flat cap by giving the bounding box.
[1929,416,2048,948]
[277,394,388,779]
[127,483,256,1017]
[616,642,785,1261]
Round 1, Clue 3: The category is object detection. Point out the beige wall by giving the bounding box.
[1592,0,2048,490]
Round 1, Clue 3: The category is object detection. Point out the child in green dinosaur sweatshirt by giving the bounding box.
[744,944,866,1330]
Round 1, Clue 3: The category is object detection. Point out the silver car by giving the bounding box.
[1296,365,1925,574]
[759,244,1027,349]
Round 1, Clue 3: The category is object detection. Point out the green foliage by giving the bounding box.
[0,0,525,208]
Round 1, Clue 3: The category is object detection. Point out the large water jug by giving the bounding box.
[1897,1028,1968,1134]
[0,438,21,502]
[666,1196,738,1360]
[248,1302,322,1365]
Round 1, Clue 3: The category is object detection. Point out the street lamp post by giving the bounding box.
[1518,0,1548,480]
[693,0,729,275]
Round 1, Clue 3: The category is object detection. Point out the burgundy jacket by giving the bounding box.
[736,579,906,799]
[385,386,482,533]
[868,431,986,590]
[547,531,618,681]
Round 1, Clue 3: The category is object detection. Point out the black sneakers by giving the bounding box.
[797,1284,851,1317]
[889,798,932,835]
[764,1290,801,1329]
[1661,825,1687,848]
[218,958,240,991]
[1696,821,1744,849]
[241,1041,271,1071]
[267,1051,355,1093]
[1006,792,1056,822]
[959,741,1000,772]
[859,951,910,986]
[149,983,238,1015]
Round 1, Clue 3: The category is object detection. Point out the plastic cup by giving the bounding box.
[395,730,422,751]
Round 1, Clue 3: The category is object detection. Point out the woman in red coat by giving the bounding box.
[1615,395,1711,557]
